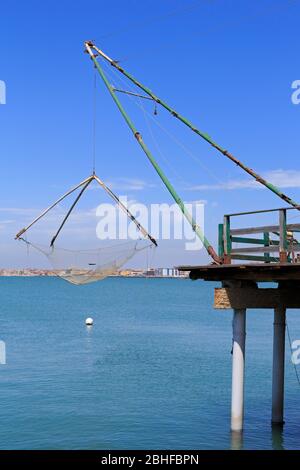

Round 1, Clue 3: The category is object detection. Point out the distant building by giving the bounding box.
[154,268,182,277]
[145,268,156,276]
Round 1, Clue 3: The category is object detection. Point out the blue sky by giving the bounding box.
[1,0,300,268]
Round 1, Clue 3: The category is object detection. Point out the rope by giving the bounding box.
[102,63,192,186]
[92,70,97,174]
[147,243,157,272]
[105,0,298,62]
[25,233,30,267]
[286,321,300,389]
[103,60,224,186]
[138,95,190,186]
[98,0,202,40]
[20,238,147,255]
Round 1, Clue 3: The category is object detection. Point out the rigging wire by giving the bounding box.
[138,99,224,186]
[286,211,300,221]
[102,60,224,186]
[110,0,299,62]
[145,243,157,273]
[92,69,97,174]
[98,0,203,40]
[104,63,190,185]
[138,95,191,187]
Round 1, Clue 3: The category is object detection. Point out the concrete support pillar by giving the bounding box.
[230,430,243,450]
[272,307,286,424]
[231,308,246,432]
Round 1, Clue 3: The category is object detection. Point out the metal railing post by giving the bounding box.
[218,223,224,258]
[223,216,232,264]
[264,232,271,263]
[279,209,287,263]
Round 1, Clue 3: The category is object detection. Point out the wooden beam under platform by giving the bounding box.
[214,286,300,309]
[178,263,300,308]
[178,263,300,282]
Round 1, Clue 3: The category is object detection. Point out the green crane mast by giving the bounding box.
[84,41,221,264]
[85,41,300,212]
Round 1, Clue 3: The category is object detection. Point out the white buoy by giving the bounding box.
[85,317,94,326]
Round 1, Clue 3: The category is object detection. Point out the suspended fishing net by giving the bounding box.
[16,173,157,285]
[22,239,150,285]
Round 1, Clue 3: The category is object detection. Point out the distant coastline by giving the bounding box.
[0,268,189,279]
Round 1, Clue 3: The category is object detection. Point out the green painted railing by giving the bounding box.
[218,207,300,264]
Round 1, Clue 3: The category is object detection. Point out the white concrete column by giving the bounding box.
[272,307,286,424]
[231,308,246,432]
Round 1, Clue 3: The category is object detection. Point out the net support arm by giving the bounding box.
[93,174,157,247]
[85,43,220,263]
[50,177,93,247]
[15,175,94,240]
[85,41,300,211]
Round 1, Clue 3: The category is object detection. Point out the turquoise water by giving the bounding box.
[0,277,300,450]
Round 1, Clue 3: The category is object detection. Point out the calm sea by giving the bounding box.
[0,277,299,450]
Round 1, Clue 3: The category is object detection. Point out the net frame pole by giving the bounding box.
[93,174,157,246]
[50,178,93,247]
[85,43,219,263]
[85,41,300,211]
[15,175,94,240]
[15,172,157,248]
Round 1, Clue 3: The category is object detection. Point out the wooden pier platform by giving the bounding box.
[178,262,300,430]
[179,207,300,430]
[178,263,300,309]
[179,262,300,282]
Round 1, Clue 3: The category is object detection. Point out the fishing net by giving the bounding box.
[22,239,151,285]
[16,174,157,285]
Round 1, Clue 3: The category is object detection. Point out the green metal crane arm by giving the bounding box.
[84,42,221,264]
[85,41,300,211]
